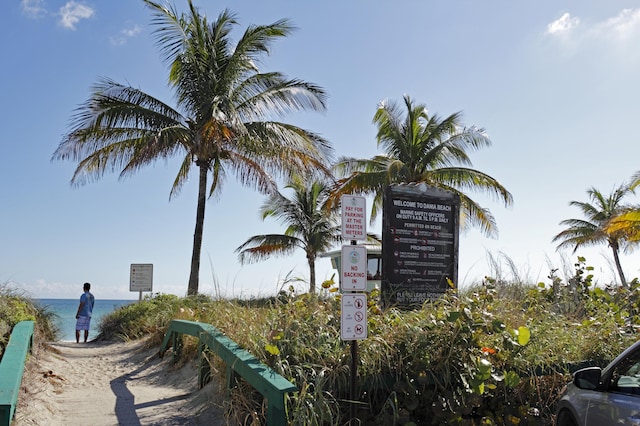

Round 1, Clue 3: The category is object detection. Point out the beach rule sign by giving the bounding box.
[341,195,366,241]
[130,263,153,292]
[341,293,368,340]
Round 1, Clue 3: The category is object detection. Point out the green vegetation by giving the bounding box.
[96,257,640,425]
[0,283,58,357]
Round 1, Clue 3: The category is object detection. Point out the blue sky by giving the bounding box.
[3,0,640,299]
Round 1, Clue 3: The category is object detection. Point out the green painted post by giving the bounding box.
[172,332,182,363]
[266,396,287,426]
[198,338,211,389]
[225,365,235,392]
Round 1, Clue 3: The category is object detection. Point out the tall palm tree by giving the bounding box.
[235,176,341,294]
[331,95,512,237]
[51,1,332,295]
[552,184,636,287]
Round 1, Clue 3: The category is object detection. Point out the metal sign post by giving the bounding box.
[341,242,366,425]
[340,195,367,425]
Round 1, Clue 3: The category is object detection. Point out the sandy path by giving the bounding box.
[12,339,226,426]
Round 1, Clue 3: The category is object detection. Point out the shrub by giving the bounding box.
[95,258,640,425]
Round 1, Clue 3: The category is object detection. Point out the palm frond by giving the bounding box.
[236,234,301,264]
[169,154,193,200]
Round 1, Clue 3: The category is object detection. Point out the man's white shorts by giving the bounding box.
[75,316,91,331]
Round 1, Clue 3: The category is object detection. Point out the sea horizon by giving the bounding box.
[36,298,135,342]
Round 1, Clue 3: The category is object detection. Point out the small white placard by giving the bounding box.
[341,245,367,291]
[341,294,367,340]
[341,195,367,241]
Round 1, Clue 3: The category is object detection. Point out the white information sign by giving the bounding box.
[341,245,367,291]
[341,294,368,340]
[341,195,367,241]
[130,263,153,292]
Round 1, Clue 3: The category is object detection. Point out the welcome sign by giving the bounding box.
[381,184,460,307]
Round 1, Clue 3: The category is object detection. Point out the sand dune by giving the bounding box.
[12,338,226,426]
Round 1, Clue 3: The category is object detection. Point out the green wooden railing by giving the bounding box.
[0,321,35,426]
[159,320,297,425]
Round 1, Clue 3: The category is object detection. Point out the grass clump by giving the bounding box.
[97,293,216,343]
[0,282,58,357]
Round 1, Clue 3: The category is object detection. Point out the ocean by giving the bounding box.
[36,298,135,342]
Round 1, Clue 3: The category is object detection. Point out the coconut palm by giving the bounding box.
[331,95,512,236]
[51,1,332,295]
[235,176,341,294]
[552,184,637,287]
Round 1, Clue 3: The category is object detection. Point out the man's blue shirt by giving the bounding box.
[79,292,95,317]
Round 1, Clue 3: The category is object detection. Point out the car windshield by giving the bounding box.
[610,348,640,395]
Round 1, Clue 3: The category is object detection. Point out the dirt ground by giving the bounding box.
[12,338,227,426]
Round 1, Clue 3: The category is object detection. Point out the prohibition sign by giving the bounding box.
[341,294,367,340]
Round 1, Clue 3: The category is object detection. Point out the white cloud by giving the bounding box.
[546,8,640,42]
[110,24,142,46]
[122,25,142,38]
[595,8,640,41]
[543,8,640,63]
[21,0,47,19]
[58,1,94,30]
[546,12,580,35]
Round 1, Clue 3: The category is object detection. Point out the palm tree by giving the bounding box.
[235,175,341,294]
[51,1,332,295]
[552,184,637,287]
[331,95,512,236]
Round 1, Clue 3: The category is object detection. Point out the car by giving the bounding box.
[555,339,640,426]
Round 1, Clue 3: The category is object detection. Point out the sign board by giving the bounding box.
[341,195,367,241]
[382,184,460,307]
[130,263,153,292]
[341,245,368,291]
[341,294,367,340]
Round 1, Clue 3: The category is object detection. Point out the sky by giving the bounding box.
[3,0,640,300]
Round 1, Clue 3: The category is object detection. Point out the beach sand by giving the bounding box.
[12,338,226,425]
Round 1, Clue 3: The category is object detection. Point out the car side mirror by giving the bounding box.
[573,367,602,390]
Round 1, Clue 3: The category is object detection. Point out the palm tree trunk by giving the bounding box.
[307,253,316,294]
[187,162,208,295]
[611,245,628,288]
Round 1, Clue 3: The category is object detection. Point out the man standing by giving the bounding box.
[75,282,95,343]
